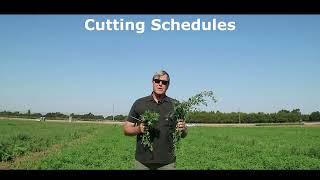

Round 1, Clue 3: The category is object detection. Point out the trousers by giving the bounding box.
[135,160,176,170]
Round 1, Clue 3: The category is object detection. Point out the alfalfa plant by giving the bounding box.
[169,91,217,153]
[137,91,217,153]
[140,110,160,152]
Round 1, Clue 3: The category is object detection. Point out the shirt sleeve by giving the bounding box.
[127,100,139,123]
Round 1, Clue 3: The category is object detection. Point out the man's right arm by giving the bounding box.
[123,121,144,136]
[124,100,145,136]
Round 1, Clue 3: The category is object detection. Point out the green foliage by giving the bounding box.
[0,119,97,162]
[114,115,127,121]
[104,115,128,121]
[0,107,318,123]
[175,127,320,170]
[1,120,320,170]
[35,125,135,170]
[169,91,217,152]
[0,111,42,119]
[170,91,217,121]
[309,111,320,122]
[105,116,113,120]
[140,110,160,152]
[134,91,217,153]
[141,110,160,127]
[45,112,68,120]
[187,109,305,124]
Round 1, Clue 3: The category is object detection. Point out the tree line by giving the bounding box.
[188,109,320,123]
[0,109,320,123]
[0,110,124,121]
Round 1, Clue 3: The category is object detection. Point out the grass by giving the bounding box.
[176,127,320,169]
[1,119,320,170]
[0,119,98,162]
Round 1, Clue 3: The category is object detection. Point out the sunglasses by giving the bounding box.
[153,79,169,85]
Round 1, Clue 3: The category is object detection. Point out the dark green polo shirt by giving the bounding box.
[127,94,177,165]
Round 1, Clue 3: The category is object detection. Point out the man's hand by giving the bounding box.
[177,119,186,131]
[138,122,145,134]
[176,119,188,138]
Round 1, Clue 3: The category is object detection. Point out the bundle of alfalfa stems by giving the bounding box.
[139,91,217,152]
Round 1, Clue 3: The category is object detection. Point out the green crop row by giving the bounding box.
[1,119,320,170]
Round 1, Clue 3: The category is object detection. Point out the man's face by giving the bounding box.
[152,75,169,95]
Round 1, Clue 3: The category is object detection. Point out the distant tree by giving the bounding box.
[301,114,309,122]
[82,112,95,120]
[105,116,113,120]
[13,111,20,116]
[31,113,42,117]
[114,115,126,121]
[309,111,320,122]
[45,112,68,120]
[278,109,290,113]
[95,115,104,120]
[291,109,301,115]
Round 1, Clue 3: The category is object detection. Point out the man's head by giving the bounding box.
[152,70,170,96]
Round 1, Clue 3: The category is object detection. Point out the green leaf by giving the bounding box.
[140,110,160,152]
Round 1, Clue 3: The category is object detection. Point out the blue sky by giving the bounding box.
[0,15,319,115]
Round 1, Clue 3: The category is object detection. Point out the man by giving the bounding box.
[123,70,187,170]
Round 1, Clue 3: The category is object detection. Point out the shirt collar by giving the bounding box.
[148,92,170,103]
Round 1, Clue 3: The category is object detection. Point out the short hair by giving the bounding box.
[152,70,170,86]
